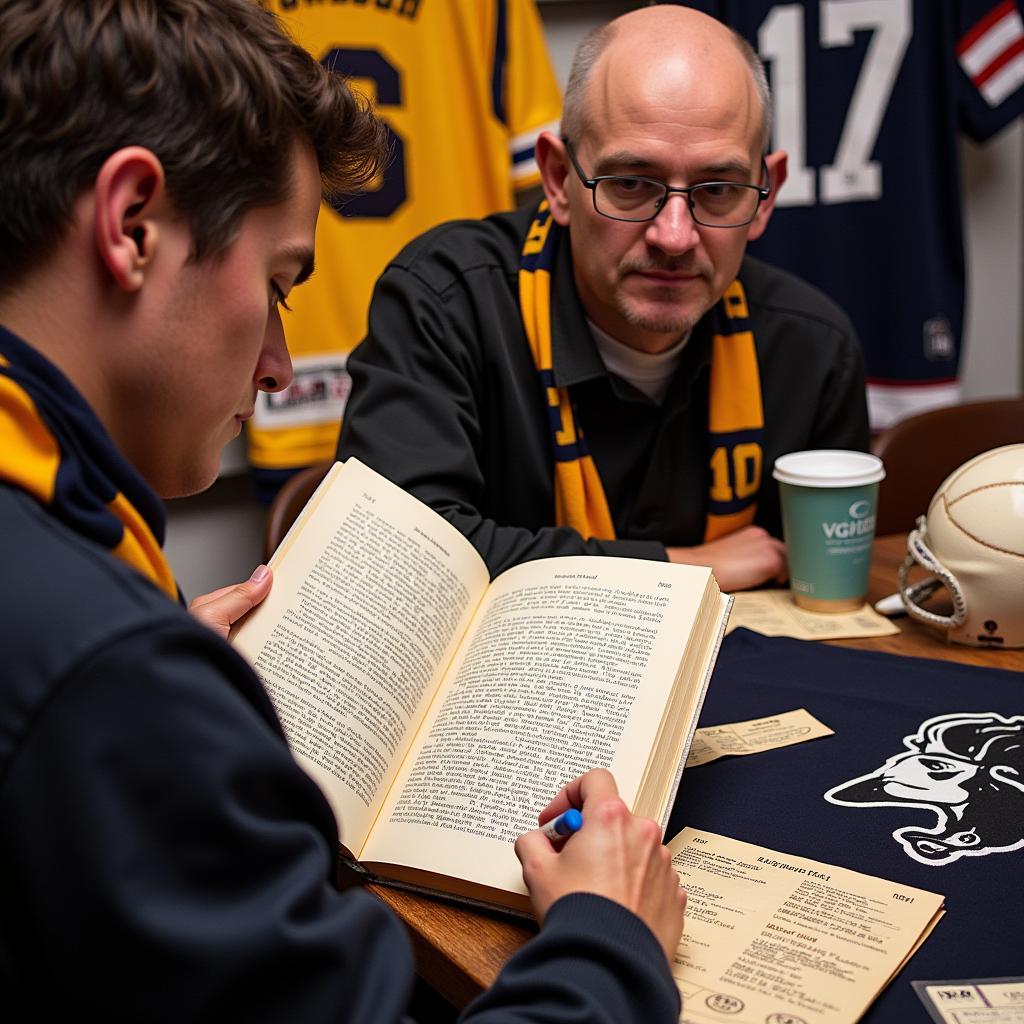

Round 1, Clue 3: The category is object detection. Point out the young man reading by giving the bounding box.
[0,2,684,1020]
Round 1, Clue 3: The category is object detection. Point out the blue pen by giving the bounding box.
[540,808,583,841]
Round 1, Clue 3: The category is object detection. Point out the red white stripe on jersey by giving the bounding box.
[958,0,1024,106]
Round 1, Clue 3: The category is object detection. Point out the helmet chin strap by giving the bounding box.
[899,517,969,629]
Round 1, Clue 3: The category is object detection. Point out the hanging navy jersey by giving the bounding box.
[682,1,1024,427]
[670,630,1024,1022]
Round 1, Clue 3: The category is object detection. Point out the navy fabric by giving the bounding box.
[669,629,1023,1022]
[0,322,168,556]
[0,347,681,1021]
[681,0,1024,399]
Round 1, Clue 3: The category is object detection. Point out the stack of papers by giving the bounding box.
[669,829,944,1024]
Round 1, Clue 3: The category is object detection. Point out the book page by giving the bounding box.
[361,555,716,895]
[231,459,489,855]
[669,828,944,1024]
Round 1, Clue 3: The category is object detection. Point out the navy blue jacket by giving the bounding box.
[0,478,680,1022]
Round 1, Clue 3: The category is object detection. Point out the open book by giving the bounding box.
[232,458,731,914]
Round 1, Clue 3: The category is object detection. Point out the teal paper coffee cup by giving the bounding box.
[772,450,886,612]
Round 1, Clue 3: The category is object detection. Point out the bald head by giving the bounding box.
[561,5,770,154]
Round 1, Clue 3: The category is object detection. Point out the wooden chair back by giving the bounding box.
[870,398,1024,534]
[263,462,332,561]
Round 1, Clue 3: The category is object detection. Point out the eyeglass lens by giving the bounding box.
[594,178,761,225]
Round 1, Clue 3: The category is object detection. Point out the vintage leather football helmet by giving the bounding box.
[899,443,1024,648]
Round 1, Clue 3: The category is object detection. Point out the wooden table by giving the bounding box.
[366,534,1024,1007]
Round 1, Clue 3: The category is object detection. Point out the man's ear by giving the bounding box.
[746,150,788,243]
[536,131,572,226]
[92,147,166,292]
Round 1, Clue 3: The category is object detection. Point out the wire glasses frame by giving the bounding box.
[563,137,770,228]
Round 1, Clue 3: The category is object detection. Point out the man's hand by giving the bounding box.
[667,525,787,592]
[188,564,272,639]
[514,769,685,963]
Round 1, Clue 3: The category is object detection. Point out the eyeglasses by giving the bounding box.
[563,138,770,228]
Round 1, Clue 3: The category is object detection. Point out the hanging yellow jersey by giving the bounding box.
[250,0,562,472]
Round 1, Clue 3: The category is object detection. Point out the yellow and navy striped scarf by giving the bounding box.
[518,203,764,544]
[0,325,178,599]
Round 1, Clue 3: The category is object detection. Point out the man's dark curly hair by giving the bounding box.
[0,0,388,290]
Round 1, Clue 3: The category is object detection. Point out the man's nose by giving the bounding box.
[257,316,294,393]
[644,192,701,255]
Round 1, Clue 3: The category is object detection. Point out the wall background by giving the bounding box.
[165,1,1024,599]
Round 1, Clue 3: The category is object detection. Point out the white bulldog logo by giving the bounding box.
[824,713,1024,866]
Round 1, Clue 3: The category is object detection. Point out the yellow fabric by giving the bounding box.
[0,369,60,504]
[0,355,177,599]
[704,281,764,541]
[108,492,178,598]
[517,209,764,546]
[517,203,615,540]
[249,0,562,470]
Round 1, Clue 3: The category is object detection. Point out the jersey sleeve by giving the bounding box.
[956,0,1024,140]
[504,0,563,190]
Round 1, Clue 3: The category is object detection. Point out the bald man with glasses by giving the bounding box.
[339,4,869,592]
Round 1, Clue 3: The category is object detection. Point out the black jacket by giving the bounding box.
[340,206,869,576]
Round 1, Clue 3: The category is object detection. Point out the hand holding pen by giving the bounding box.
[514,768,685,963]
[539,807,583,842]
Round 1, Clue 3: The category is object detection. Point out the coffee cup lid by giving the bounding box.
[772,449,885,488]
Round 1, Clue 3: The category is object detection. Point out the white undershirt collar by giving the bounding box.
[587,319,690,405]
